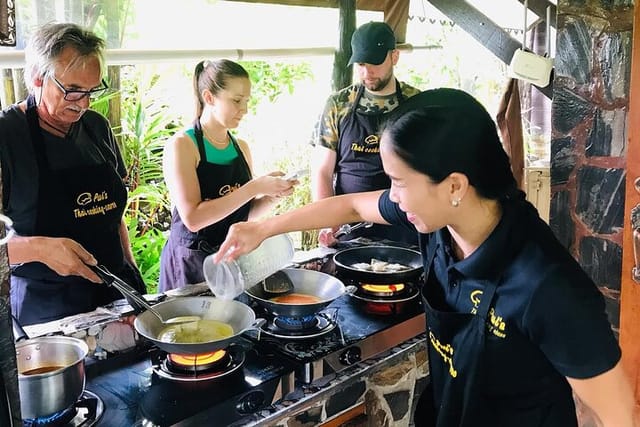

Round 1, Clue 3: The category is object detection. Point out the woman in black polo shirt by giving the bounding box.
[212,88,637,426]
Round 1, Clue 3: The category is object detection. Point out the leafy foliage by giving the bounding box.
[242,61,313,113]
[107,66,180,293]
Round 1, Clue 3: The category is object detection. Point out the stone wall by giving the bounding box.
[246,337,429,427]
[551,0,633,335]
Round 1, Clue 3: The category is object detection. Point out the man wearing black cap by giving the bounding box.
[311,21,420,247]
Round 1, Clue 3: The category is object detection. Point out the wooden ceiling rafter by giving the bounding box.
[223,0,553,96]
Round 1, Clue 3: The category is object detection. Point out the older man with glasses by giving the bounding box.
[0,22,146,326]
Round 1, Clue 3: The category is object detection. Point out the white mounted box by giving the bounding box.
[509,49,554,87]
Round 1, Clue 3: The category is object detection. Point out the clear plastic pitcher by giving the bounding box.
[203,233,294,300]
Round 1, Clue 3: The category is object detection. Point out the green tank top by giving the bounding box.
[185,128,238,165]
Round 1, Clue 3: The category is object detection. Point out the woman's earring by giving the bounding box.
[451,198,460,207]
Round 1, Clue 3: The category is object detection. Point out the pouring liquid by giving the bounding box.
[157,319,234,344]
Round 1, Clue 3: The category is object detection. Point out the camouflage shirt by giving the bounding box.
[311,81,420,151]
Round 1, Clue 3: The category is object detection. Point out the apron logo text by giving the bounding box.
[74,201,117,218]
[76,191,110,206]
[429,331,458,378]
[350,143,380,154]
[219,183,242,196]
[469,289,507,339]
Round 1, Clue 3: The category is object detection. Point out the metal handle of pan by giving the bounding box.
[92,265,157,317]
[343,285,358,295]
[245,318,267,341]
[10,313,29,342]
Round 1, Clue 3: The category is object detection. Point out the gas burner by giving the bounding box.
[23,390,103,427]
[350,284,421,315]
[274,314,319,330]
[359,282,408,298]
[23,406,76,427]
[155,346,245,382]
[261,313,336,339]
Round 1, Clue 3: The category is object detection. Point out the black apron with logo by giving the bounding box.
[159,121,252,291]
[415,235,578,427]
[335,82,416,244]
[417,235,497,427]
[11,95,144,325]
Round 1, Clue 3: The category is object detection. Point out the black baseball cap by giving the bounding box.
[348,22,396,66]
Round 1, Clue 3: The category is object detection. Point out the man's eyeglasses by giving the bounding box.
[49,75,109,101]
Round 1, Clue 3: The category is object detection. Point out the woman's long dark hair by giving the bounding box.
[384,88,522,202]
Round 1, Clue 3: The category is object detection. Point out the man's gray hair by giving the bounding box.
[24,22,105,93]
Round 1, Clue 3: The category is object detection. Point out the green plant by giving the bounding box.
[117,66,181,293]
[269,143,317,250]
[242,61,314,113]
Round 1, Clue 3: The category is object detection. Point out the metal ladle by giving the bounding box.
[262,269,295,295]
[92,265,200,325]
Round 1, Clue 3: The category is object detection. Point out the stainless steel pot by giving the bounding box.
[245,268,355,317]
[15,336,88,419]
[134,297,261,354]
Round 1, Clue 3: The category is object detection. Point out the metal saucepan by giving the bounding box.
[333,245,424,283]
[12,316,88,419]
[246,268,356,317]
[134,297,261,355]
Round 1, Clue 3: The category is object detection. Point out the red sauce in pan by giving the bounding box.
[270,293,321,304]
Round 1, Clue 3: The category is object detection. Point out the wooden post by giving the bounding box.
[104,0,122,141]
[620,0,640,403]
[332,0,355,92]
[1,68,13,107]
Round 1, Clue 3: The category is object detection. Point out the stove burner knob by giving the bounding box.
[237,390,265,414]
[339,347,362,365]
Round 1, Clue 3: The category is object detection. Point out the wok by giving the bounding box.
[333,245,424,283]
[134,297,260,355]
[246,268,355,317]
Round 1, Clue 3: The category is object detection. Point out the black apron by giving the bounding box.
[415,235,496,427]
[415,235,578,427]
[11,95,144,326]
[335,82,416,245]
[159,121,252,292]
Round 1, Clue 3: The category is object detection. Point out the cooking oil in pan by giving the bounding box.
[157,320,233,344]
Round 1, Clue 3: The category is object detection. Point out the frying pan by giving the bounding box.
[134,297,261,355]
[333,245,424,283]
[245,268,355,317]
[92,265,261,354]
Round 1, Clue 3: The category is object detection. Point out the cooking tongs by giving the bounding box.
[92,265,154,314]
[334,221,373,238]
[93,265,200,325]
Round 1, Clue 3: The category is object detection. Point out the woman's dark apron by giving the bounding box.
[159,121,251,292]
[11,95,144,326]
[335,81,416,245]
[415,235,578,426]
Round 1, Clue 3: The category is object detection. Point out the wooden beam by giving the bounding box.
[222,0,388,11]
[384,0,409,44]
[333,0,356,91]
[426,0,552,99]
